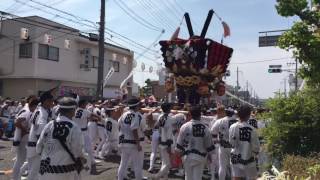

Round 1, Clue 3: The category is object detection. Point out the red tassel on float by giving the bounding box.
[222,21,230,38]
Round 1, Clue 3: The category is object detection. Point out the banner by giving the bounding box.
[103,67,115,87]
[120,70,134,89]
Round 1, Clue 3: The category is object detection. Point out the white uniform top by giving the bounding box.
[211,116,238,148]
[93,108,104,126]
[8,105,17,117]
[156,113,174,149]
[176,120,215,162]
[201,115,216,128]
[229,121,260,169]
[118,110,144,148]
[13,107,32,146]
[156,113,184,149]
[51,105,60,120]
[171,113,186,133]
[27,106,51,158]
[105,117,119,141]
[14,104,24,116]
[73,107,91,131]
[86,105,95,113]
[36,115,84,170]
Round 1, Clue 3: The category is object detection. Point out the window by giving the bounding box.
[109,60,120,72]
[92,56,99,68]
[19,43,32,58]
[38,44,59,61]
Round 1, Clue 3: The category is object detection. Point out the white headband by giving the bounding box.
[105,107,116,111]
[58,105,77,109]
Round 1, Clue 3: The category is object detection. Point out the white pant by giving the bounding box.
[184,157,205,180]
[155,148,171,179]
[100,140,118,157]
[95,126,106,156]
[218,147,231,180]
[118,146,144,180]
[12,136,28,180]
[149,130,159,169]
[88,122,98,146]
[28,155,41,180]
[39,171,80,180]
[83,132,94,165]
[209,150,219,180]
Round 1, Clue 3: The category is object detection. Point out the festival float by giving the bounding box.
[159,10,233,105]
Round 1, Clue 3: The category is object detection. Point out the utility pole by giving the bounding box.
[284,78,287,97]
[246,80,249,102]
[236,67,239,96]
[295,58,298,92]
[96,0,106,99]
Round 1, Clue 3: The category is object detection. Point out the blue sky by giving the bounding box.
[0,0,298,98]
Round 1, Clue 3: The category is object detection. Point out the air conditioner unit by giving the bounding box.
[80,64,91,71]
[80,64,89,69]
[20,28,29,40]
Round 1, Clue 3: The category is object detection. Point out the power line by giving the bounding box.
[114,0,163,32]
[135,0,175,31]
[14,0,96,29]
[9,2,163,59]
[144,0,180,27]
[136,0,177,31]
[230,57,291,65]
[25,0,97,27]
[160,0,182,20]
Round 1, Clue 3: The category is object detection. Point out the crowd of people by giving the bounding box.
[0,92,265,180]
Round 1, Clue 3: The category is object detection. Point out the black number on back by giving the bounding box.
[75,110,83,119]
[124,113,135,124]
[192,124,205,137]
[106,121,112,132]
[239,127,252,142]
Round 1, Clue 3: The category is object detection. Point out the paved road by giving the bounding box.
[0,139,213,180]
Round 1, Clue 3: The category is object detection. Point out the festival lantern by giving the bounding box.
[133,60,137,68]
[141,63,145,71]
[159,10,233,104]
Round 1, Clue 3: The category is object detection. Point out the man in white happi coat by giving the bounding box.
[117,98,145,180]
[176,106,215,180]
[99,105,120,157]
[73,99,97,174]
[211,107,238,180]
[12,99,39,180]
[229,105,260,180]
[146,109,161,173]
[151,103,173,179]
[27,92,54,180]
[36,97,85,180]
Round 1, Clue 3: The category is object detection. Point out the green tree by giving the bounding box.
[263,87,320,160]
[276,0,320,86]
[142,79,152,96]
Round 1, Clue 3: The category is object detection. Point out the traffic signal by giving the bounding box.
[268,68,282,73]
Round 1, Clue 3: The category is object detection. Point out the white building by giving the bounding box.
[0,16,134,99]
